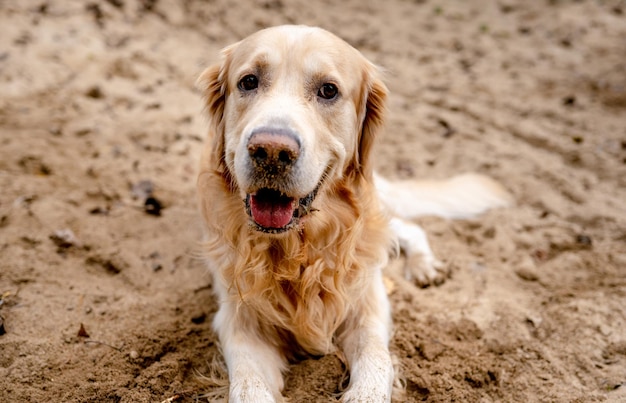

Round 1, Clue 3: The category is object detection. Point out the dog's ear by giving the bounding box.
[196,44,237,171]
[354,67,388,180]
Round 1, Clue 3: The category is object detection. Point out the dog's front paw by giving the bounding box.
[341,387,390,403]
[229,377,280,403]
[404,252,448,287]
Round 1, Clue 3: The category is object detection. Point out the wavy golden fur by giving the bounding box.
[197,172,390,355]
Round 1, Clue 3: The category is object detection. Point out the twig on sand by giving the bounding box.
[159,395,181,403]
[159,391,197,403]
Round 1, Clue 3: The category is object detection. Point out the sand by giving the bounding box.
[1,0,625,402]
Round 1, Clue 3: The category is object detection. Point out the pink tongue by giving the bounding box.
[250,194,295,229]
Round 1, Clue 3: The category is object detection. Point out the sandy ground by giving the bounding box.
[1,0,625,402]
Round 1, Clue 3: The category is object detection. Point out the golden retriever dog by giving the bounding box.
[196,25,511,402]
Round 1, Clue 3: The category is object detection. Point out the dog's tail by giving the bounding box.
[374,173,513,220]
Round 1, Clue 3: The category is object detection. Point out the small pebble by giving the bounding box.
[50,229,81,248]
[144,196,163,216]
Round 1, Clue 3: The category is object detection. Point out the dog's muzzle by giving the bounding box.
[247,128,300,178]
[243,128,318,233]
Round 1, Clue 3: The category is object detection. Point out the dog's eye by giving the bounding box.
[317,83,338,100]
[238,74,259,91]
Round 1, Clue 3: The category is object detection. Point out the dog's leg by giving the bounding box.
[390,217,446,287]
[214,301,286,403]
[338,268,394,403]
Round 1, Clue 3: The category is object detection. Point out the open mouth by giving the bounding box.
[245,187,318,234]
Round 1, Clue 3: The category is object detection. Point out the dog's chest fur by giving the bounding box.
[200,173,391,356]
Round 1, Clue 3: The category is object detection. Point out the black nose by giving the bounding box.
[247,130,300,172]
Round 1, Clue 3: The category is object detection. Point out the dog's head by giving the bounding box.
[197,25,387,234]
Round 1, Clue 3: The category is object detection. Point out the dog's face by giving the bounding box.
[198,25,387,234]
